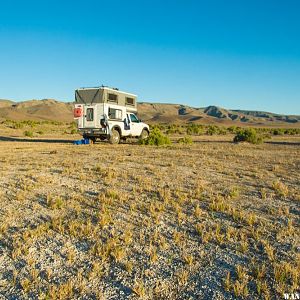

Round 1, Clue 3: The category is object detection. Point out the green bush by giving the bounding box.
[166,124,184,135]
[12,122,24,129]
[207,125,220,135]
[186,124,204,135]
[272,128,284,135]
[24,130,34,138]
[178,136,193,144]
[227,126,239,134]
[233,128,263,144]
[284,128,300,135]
[140,127,171,146]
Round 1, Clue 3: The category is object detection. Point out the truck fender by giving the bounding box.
[111,125,122,137]
[143,127,150,134]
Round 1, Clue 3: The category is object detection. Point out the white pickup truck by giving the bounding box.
[73,86,150,144]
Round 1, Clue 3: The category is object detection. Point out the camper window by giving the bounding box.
[108,93,118,102]
[108,108,122,120]
[126,97,135,106]
[86,108,94,121]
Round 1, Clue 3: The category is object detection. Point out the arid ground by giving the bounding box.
[0,132,299,299]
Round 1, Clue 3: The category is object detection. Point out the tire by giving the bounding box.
[109,129,120,144]
[90,137,96,144]
[140,129,149,140]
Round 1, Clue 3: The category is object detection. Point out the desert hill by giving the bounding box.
[0,99,14,108]
[0,99,73,122]
[138,103,300,127]
[0,99,299,127]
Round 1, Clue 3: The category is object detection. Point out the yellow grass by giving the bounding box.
[0,131,299,299]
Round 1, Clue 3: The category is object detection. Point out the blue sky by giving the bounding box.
[0,0,299,114]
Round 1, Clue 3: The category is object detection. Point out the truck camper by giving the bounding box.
[74,86,150,144]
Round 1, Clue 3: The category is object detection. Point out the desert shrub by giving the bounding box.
[37,130,44,135]
[166,124,184,135]
[24,130,34,138]
[227,126,240,134]
[22,120,39,127]
[3,120,22,129]
[187,124,204,135]
[49,120,63,126]
[284,128,300,135]
[178,136,193,144]
[206,125,219,135]
[12,122,24,129]
[233,128,263,144]
[140,127,171,146]
[70,129,77,134]
[217,126,228,135]
[272,129,284,136]
[69,121,77,128]
[149,124,166,131]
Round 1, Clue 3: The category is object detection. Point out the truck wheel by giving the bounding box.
[109,129,120,144]
[140,129,149,140]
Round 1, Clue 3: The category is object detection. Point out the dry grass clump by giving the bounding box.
[0,131,299,299]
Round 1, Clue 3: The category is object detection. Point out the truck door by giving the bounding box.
[128,113,142,137]
[83,106,95,128]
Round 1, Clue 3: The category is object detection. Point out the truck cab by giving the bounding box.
[74,86,150,144]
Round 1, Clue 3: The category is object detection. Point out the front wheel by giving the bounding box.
[140,129,149,140]
[109,129,120,144]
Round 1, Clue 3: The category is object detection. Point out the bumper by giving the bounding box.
[78,128,107,137]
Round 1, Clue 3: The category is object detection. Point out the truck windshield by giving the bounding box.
[130,114,139,123]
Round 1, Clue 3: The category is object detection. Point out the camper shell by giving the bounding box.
[75,86,138,111]
[74,86,149,144]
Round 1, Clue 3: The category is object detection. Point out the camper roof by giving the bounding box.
[77,86,137,97]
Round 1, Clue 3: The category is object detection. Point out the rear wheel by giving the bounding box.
[140,129,149,140]
[109,129,120,144]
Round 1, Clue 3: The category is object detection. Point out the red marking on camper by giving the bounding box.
[74,107,83,117]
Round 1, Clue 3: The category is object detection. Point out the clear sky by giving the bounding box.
[0,0,299,114]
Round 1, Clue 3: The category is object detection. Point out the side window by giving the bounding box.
[108,93,118,103]
[126,97,135,106]
[86,108,94,121]
[108,108,122,120]
[130,114,139,123]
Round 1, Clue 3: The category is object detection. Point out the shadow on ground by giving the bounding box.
[265,141,300,146]
[0,136,74,144]
[1,136,299,146]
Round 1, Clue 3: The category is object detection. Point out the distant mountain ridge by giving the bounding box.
[0,99,299,127]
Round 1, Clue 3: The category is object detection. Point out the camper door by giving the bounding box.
[83,106,95,128]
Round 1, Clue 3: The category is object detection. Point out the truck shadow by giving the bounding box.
[265,141,300,146]
[0,136,74,144]
[1,136,299,146]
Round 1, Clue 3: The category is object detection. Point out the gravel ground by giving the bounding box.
[0,136,299,299]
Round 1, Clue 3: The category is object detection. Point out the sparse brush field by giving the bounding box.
[0,133,299,299]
